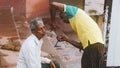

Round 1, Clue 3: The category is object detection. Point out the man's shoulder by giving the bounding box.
[24,35,34,42]
[64,4,78,18]
[65,4,78,11]
[22,35,35,47]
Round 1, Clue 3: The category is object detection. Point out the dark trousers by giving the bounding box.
[106,67,120,68]
[81,42,105,68]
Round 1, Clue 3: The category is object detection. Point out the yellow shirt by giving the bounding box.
[64,4,103,49]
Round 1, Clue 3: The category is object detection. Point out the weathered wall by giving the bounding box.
[26,0,49,18]
[0,0,49,18]
[0,7,18,38]
[0,0,26,16]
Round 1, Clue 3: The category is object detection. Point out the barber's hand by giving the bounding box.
[57,34,69,42]
[50,61,56,68]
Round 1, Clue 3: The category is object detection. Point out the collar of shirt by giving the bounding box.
[31,34,43,46]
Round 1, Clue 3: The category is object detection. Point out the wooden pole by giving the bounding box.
[103,0,113,68]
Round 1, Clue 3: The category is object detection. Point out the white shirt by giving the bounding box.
[17,34,51,68]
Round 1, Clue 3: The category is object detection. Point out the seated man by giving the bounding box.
[17,18,58,68]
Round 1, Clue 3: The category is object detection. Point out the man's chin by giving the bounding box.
[65,21,69,24]
[42,34,46,37]
[63,20,69,23]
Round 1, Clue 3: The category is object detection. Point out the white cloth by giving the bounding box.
[17,34,51,68]
[107,0,120,66]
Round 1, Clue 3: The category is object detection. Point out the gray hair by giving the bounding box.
[30,17,44,31]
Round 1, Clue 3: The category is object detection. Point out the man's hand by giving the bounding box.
[57,34,69,42]
[57,34,83,50]
[50,61,56,68]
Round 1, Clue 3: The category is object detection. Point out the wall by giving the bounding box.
[0,0,25,16]
[0,0,49,18]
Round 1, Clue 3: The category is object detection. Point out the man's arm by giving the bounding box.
[41,57,56,68]
[50,2,64,22]
[57,35,83,50]
[67,39,83,50]
[50,2,64,30]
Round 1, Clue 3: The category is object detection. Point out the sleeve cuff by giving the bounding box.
[64,4,66,12]
[41,57,51,63]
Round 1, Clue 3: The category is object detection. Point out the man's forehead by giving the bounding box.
[36,24,44,28]
[37,20,43,24]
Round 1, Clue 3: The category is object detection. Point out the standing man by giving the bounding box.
[17,18,56,68]
[50,2,105,68]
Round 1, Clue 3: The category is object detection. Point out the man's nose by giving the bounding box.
[42,28,46,33]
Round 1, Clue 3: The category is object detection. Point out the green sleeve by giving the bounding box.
[64,5,78,19]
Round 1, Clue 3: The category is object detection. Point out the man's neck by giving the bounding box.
[33,33,41,40]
